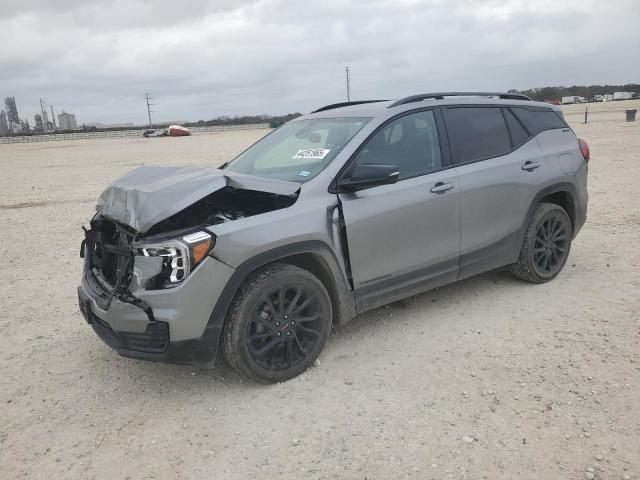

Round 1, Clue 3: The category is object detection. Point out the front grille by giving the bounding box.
[89,217,134,287]
[90,312,170,354]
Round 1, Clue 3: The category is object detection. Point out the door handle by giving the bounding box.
[522,161,540,171]
[430,182,455,193]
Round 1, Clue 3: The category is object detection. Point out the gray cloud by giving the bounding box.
[2,0,638,125]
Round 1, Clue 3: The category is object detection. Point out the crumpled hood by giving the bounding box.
[96,165,300,233]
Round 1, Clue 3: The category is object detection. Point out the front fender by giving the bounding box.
[206,240,356,340]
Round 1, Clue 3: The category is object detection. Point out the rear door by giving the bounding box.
[442,105,546,278]
[337,109,461,310]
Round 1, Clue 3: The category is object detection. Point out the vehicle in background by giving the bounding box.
[561,96,587,104]
[168,125,190,136]
[142,128,166,137]
[143,125,190,137]
[79,92,589,382]
[613,91,634,101]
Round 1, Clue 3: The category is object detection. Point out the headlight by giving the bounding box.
[133,231,213,290]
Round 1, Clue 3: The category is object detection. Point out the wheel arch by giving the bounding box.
[530,183,578,233]
[207,241,356,341]
[507,182,579,269]
[538,190,576,232]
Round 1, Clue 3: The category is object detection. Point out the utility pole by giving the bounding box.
[145,93,154,128]
[345,67,351,102]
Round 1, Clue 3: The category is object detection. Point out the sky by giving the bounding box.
[1,0,639,125]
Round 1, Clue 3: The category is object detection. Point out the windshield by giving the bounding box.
[225,117,370,182]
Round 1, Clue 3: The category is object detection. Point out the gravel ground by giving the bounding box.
[1,101,639,480]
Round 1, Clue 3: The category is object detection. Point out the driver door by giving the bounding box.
[337,109,461,310]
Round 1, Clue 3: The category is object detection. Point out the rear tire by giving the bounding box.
[509,202,573,283]
[222,263,332,383]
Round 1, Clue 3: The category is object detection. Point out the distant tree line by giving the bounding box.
[510,84,640,101]
[183,113,302,128]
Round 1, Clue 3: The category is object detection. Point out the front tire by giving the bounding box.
[222,263,332,383]
[509,202,573,283]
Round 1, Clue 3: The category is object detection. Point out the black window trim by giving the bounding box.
[500,107,516,147]
[501,107,533,150]
[329,106,452,193]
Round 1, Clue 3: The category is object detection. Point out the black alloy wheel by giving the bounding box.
[532,214,570,275]
[247,284,324,371]
[509,202,573,283]
[223,263,332,383]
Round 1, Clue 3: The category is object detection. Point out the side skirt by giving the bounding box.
[459,229,521,280]
[354,258,459,314]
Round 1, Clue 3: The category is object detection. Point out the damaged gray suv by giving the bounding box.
[78,92,589,382]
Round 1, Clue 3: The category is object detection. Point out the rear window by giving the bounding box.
[503,108,530,146]
[510,107,567,135]
[443,107,511,164]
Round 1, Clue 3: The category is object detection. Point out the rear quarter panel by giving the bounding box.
[535,129,588,231]
[535,129,582,174]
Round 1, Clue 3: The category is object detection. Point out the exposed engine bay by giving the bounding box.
[95,165,301,234]
[83,165,301,314]
[84,183,298,308]
[145,186,297,235]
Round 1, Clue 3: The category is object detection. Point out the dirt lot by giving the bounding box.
[1,101,639,480]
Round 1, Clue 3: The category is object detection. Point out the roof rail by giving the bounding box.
[312,100,388,113]
[388,92,531,108]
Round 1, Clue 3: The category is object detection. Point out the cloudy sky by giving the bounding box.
[1,0,639,125]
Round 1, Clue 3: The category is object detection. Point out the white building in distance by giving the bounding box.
[0,111,9,136]
[58,111,77,130]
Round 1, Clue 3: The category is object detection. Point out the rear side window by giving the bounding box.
[503,108,530,146]
[510,107,567,135]
[444,107,511,164]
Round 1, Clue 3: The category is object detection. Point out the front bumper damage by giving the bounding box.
[78,165,300,367]
[78,225,235,367]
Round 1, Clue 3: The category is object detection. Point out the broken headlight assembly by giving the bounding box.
[133,231,213,290]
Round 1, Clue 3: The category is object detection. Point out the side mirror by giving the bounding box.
[337,164,399,192]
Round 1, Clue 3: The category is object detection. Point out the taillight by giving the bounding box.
[578,138,590,162]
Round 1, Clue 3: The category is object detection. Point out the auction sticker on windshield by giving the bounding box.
[292,149,331,160]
